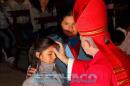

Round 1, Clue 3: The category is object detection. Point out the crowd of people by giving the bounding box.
[0,0,74,66]
[0,0,130,86]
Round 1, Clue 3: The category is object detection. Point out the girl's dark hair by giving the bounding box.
[29,36,56,68]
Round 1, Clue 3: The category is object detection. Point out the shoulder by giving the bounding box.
[22,77,36,86]
[48,34,63,43]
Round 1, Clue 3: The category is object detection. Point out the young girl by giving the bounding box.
[22,36,66,86]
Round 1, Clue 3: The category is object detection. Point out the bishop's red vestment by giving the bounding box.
[68,0,130,86]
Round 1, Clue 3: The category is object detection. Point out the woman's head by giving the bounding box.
[30,36,57,65]
[61,12,78,37]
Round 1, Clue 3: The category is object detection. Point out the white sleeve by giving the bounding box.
[67,58,74,81]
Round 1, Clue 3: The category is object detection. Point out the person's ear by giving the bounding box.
[35,52,40,59]
[81,39,90,50]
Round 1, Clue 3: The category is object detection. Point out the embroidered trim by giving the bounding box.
[79,28,106,36]
[118,79,130,86]
[113,67,125,74]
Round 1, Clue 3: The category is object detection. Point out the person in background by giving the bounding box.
[0,0,16,64]
[5,0,31,24]
[29,0,57,32]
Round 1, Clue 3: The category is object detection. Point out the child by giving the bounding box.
[22,36,66,86]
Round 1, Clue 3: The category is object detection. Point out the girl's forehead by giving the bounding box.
[43,45,55,51]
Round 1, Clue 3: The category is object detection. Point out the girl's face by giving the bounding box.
[61,16,78,37]
[36,45,56,64]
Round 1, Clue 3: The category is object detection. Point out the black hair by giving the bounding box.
[58,6,73,23]
[29,36,56,68]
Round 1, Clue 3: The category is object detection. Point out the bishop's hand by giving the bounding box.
[53,41,68,65]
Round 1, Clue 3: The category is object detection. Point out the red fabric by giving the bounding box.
[74,0,107,32]
[71,51,117,86]
[92,33,130,86]
[68,41,81,59]
[73,0,90,22]
[72,0,130,85]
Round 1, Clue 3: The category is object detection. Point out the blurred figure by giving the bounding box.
[0,0,16,63]
[29,0,57,32]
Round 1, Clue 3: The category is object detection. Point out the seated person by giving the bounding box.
[22,36,66,86]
